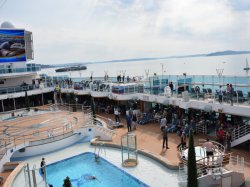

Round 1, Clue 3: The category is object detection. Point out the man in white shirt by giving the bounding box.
[114,107,120,122]
[160,116,167,131]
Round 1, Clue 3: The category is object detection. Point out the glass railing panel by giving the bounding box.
[0,66,41,75]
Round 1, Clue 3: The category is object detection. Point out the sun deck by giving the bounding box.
[0,106,249,186]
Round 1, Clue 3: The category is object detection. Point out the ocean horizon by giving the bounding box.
[40,54,250,78]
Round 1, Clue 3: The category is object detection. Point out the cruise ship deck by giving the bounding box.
[0,105,249,186]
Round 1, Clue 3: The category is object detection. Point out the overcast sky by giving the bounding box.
[1,0,250,64]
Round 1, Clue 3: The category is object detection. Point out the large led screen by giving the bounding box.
[0,29,26,63]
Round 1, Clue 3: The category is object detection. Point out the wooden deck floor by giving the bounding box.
[101,112,250,178]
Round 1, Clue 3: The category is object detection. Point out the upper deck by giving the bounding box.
[0,74,250,117]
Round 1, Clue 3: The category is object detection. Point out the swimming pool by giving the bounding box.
[46,152,149,187]
[12,143,180,187]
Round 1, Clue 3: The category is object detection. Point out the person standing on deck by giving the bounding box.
[160,116,167,132]
[217,127,225,146]
[162,126,169,149]
[132,112,137,130]
[226,131,232,151]
[114,107,120,122]
[218,85,223,103]
[126,113,132,132]
[229,84,234,106]
[169,82,174,96]
[177,132,187,150]
[40,158,46,180]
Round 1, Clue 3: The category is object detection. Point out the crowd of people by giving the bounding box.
[150,105,239,152]
[91,99,239,153]
[218,83,234,105]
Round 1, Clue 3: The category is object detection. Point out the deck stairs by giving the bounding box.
[231,123,250,147]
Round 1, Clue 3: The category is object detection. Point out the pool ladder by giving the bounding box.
[94,142,106,160]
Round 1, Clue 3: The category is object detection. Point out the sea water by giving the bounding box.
[39,54,250,94]
[39,54,250,77]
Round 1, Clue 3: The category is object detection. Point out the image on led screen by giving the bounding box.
[0,29,26,63]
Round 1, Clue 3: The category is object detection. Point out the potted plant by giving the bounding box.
[187,129,198,187]
[63,176,72,187]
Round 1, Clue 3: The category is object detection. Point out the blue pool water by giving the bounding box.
[46,152,149,187]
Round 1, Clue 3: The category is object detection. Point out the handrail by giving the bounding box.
[0,104,93,161]
[231,123,250,141]
[198,139,225,154]
[0,66,41,75]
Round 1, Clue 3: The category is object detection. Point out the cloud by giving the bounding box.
[1,0,250,64]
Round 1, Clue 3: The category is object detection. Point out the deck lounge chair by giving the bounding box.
[107,118,123,129]
[236,90,247,102]
[190,88,197,98]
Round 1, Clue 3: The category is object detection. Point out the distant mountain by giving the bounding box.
[39,50,250,67]
[207,50,250,56]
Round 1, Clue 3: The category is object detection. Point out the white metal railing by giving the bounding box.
[227,154,248,174]
[195,122,207,135]
[21,163,47,187]
[198,139,226,154]
[231,123,250,141]
[29,131,74,146]
[0,104,92,161]
[178,139,227,181]
[94,125,116,137]
[178,154,226,182]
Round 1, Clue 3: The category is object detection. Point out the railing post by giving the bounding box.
[232,129,235,141]
[241,157,244,172]
[14,136,16,148]
[26,163,32,187]
[236,92,238,105]
[5,141,7,155]
[244,125,247,136]
[32,169,37,187]
[237,155,239,172]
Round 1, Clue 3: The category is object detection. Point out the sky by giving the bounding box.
[0,0,250,64]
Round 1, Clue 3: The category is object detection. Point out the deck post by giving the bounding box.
[42,93,44,105]
[1,100,4,112]
[26,163,32,187]
[13,98,16,110]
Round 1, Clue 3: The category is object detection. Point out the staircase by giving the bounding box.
[231,124,250,147]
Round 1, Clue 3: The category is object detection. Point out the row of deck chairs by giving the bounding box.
[190,87,250,102]
[190,88,213,98]
[137,113,154,125]
[218,90,249,102]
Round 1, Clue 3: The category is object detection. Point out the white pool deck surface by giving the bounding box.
[12,143,179,187]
